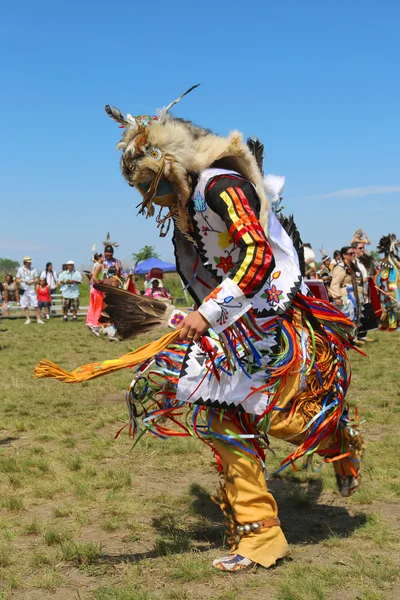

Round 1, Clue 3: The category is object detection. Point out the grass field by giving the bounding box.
[0,319,399,600]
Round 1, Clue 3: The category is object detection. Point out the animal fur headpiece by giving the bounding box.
[105,85,270,234]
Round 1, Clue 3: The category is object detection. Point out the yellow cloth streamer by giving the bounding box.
[34,329,182,383]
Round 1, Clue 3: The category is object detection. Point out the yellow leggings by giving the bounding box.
[210,366,343,568]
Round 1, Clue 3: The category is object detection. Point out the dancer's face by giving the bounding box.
[138,179,177,207]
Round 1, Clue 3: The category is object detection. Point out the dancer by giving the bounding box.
[317,250,333,298]
[36,87,363,571]
[86,253,105,336]
[102,234,125,280]
[375,234,400,331]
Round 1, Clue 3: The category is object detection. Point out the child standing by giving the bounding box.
[36,278,52,320]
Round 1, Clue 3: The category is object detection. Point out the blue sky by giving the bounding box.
[1,0,399,272]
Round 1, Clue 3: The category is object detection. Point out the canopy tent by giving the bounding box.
[134,258,176,275]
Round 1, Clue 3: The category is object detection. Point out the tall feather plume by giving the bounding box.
[247,137,264,174]
[159,84,200,117]
[102,232,119,248]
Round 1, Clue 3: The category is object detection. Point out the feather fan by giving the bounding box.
[94,284,169,339]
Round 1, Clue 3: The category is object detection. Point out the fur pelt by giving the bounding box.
[107,108,270,235]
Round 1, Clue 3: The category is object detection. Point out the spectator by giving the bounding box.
[16,257,44,324]
[317,254,333,299]
[332,250,341,267]
[3,274,20,304]
[0,282,8,315]
[58,260,82,322]
[351,242,377,342]
[40,262,58,297]
[37,278,52,320]
[144,278,172,302]
[330,246,364,344]
[303,243,317,278]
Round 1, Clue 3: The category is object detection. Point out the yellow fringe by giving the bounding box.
[34,330,182,383]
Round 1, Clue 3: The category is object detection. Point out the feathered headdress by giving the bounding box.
[377,233,400,259]
[106,85,270,234]
[319,248,331,262]
[263,174,285,215]
[102,232,119,248]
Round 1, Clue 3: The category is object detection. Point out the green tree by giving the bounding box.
[132,245,160,268]
[0,258,20,276]
[370,250,380,262]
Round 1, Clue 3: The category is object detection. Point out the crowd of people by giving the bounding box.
[1,229,399,342]
[303,229,400,344]
[85,243,173,341]
[0,257,83,324]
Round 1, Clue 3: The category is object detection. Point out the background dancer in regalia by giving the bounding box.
[375,234,400,331]
[36,86,364,572]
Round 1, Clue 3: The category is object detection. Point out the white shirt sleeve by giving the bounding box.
[198,277,252,334]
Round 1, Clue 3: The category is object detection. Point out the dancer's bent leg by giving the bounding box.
[211,413,290,570]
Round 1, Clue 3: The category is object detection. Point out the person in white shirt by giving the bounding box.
[41,262,58,315]
[40,262,58,293]
[58,260,82,322]
[16,257,44,324]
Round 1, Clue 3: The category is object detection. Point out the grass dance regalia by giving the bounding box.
[375,234,400,331]
[36,86,364,572]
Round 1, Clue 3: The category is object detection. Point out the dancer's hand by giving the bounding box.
[179,310,210,343]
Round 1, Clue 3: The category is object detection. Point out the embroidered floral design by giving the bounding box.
[261,271,284,306]
[265,284,283,305]
[218,230,232,250]
[204,286,242,326]
[215,255,234,273]
[201,225,209,236]
[205,286,222,302]
[193,191,207,212]
[170,313,185,327]
[216,295,242,326]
